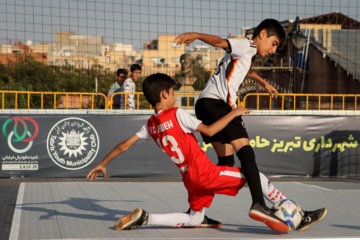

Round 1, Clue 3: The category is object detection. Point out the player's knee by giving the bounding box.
[187,209,205,226]
[236,145,255,163]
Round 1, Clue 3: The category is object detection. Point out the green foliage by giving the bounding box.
[0,55,112,108]
[134,76,151,109]
[5,55,62,92]
[192,62,211,91]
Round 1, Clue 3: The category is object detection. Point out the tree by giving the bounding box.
[0,55,113,108]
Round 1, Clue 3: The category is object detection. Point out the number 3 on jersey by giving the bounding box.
[156,135,184,164]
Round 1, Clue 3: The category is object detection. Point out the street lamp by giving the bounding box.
[160,57,165,73]
[291,17,307,93]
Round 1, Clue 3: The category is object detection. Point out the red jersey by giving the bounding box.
[146,107,246,211]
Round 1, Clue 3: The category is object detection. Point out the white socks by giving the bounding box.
[259,172,287,204]
[147,207,205,227]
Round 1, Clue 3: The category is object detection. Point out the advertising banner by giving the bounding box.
[1,114,359,178]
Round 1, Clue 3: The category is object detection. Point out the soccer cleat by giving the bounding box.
[184,208,223,228]
[297,208,327,231]
[249,202,289,233]
[198,215,223,228]
[113,208,149,230]
[185,215,223,228]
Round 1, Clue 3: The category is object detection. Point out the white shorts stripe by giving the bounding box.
[219,170,244,179]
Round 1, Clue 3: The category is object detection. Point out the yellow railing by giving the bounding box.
[110,92,201,110]
[1,90,359,111]
[0,90,107,109]
[242,93,359,110]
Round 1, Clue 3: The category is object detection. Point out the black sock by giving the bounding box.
[236,145,265,206]
[217,155,235,166]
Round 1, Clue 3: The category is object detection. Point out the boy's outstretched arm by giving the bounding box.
[174,32,228,49]
[86,134,141,181]
[247,69,279,99]
[196,106,251,137]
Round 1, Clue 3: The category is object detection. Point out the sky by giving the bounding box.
[0,0,359,50]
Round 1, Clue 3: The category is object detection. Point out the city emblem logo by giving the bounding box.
[47,117,99,170]
[2,117,39,153]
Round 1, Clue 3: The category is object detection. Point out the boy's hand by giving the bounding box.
[232,106,252,117]
[86,164,107,181]
[174,32,198,46]
[264,83,279,99]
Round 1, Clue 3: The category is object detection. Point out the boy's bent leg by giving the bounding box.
[234,143,289,233]
[148,208,205,227]
[234,143,265,206]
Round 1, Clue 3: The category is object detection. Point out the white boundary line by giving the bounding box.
[291,182,360,191]
[16,238,360,240]
[9,182,25,240]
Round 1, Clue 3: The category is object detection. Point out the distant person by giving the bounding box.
[107,69,128,109]
[124,64,142,110]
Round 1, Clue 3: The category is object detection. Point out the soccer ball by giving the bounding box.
[272,199,302,230]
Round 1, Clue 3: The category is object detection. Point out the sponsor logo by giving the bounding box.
[47,118,99,170]
[2,117,39,153]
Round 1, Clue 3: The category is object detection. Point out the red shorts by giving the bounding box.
[186,165,247,211]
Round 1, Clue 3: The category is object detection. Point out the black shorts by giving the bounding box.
[195,98,248,144]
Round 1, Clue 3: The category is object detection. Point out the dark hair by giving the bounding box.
[130,63,142,72]
[253,19,286,46]
[116,68,128,77]
[142,73,176,106]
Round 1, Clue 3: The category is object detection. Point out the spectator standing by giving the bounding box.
[107,69,128,109]
[124,64,142,110]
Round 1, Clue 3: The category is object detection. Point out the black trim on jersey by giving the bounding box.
[224,39,232,53]
[225,56,235,80]
[249,39,256,48]
[225,56,236,105]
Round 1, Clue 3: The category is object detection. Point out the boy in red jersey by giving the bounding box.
[87,73,295,232]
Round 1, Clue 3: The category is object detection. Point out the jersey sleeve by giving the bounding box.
[176,108,202,133]
[107,83,117,95]
[226,39,252,58]
[135,124,151,141]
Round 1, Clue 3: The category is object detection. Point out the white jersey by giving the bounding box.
[199,38,257,107]
[123,78,136,110]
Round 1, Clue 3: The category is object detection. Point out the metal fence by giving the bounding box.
[1,90,359,111]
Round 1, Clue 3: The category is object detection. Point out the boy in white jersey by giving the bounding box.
[86,73,326,232]
[174,19,326,231]
[124,63,142,110]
